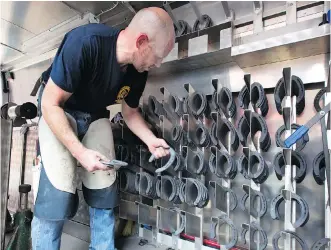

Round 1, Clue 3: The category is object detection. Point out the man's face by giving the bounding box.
[133,35,173,72]
[133,43,163,72]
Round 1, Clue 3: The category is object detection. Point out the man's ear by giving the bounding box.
[136,34,149,49]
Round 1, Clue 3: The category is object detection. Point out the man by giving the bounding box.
[32,7,175,250]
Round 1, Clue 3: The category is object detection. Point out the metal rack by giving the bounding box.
[209,79,236,249]
[280,68,298,249]
[241,74,264,250]
[123,64,330,249]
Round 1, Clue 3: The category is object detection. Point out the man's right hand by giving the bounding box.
[76,148,110,172]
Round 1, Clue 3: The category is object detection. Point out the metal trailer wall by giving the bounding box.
[2,1,330,248]
[141,53,329,249]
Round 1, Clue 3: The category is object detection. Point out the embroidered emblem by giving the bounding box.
[116,86,130,104]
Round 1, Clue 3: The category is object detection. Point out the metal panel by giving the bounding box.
[7,129,24,212]
[232,19,330,68]
[0,45,24,65]
[100,7,134,28]
[119,200,138,221]
[22,127,38,210]
[144,53,327,249]
[1,1,77,34]
[8,59,51,109]
[63,220,91,243]
[7,127,37,212]
[1,119,13,250]
[170,1,261,28]
[62,1,125,16]
[0,19,35,49]
[72,190,90,225]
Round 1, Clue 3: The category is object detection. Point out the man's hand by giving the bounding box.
[76,148,110,172]
[147,137,170,159]
[121,100,170,159]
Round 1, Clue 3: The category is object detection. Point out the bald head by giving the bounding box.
[117,7,175,72]
[127,7,175,57]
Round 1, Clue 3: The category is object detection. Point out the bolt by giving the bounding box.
[320,111,325,116]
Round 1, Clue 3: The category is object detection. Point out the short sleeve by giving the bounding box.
[50,35,88,93]
[124,65,148,108]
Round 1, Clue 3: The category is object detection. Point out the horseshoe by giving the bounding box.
[272,230,308,250]
[270,193,309,228]
[311,238,330,250]
[273,150,307,183]
[241,222,268,250]
[240,190,267,218]
[209,149,237,179]
[313,151,326,185]
[212,214,239,249]
[238,155,251,180]
[237,112,271,151]
[249,151,269,184]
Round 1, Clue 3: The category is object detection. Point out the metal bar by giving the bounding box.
[122,1,136,14]
[286,1,297,25]
[324,0,330,13]
[233,1,323,27]
[253,1,261,11]
[160,87,180,124]
[60,1,84,15]
[0,119,13,250]
[305,104,331,129]
[247,73,261,249]
[217,81,231,248]
[190,2,203,23]
[0,43,25,55]
[282,67,296,249]
[95,2,119,18]
[221,1,231,19]
[173,114,185,250]
[19,128,28,186]
[186,83,205,250]
[253,1,263,34]
[163,2,182,32]
[324,60,331,241]
[290,96,297,250]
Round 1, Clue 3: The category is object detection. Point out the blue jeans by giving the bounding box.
[31,207,115,250]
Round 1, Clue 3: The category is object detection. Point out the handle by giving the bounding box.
[284,125,309,148]
[100,159,128,167]
[148,147,172,162]
[149,147,176,174]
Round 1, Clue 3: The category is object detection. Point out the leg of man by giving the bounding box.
[33,83,80,249]
[31,216,65,250]
[89,207,115,250]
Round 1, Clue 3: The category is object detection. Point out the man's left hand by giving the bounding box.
[147,137,170,159]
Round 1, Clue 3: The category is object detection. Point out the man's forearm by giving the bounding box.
[42,105,85,158]
[123,110,156,146]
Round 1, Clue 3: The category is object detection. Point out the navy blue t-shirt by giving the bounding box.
[41,23,148,115]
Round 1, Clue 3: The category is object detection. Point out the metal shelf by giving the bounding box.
[149,13,329,77]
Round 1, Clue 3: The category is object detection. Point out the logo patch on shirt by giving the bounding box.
[116,86,130,104]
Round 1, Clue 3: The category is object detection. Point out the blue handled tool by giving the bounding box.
[284,103,330,148]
